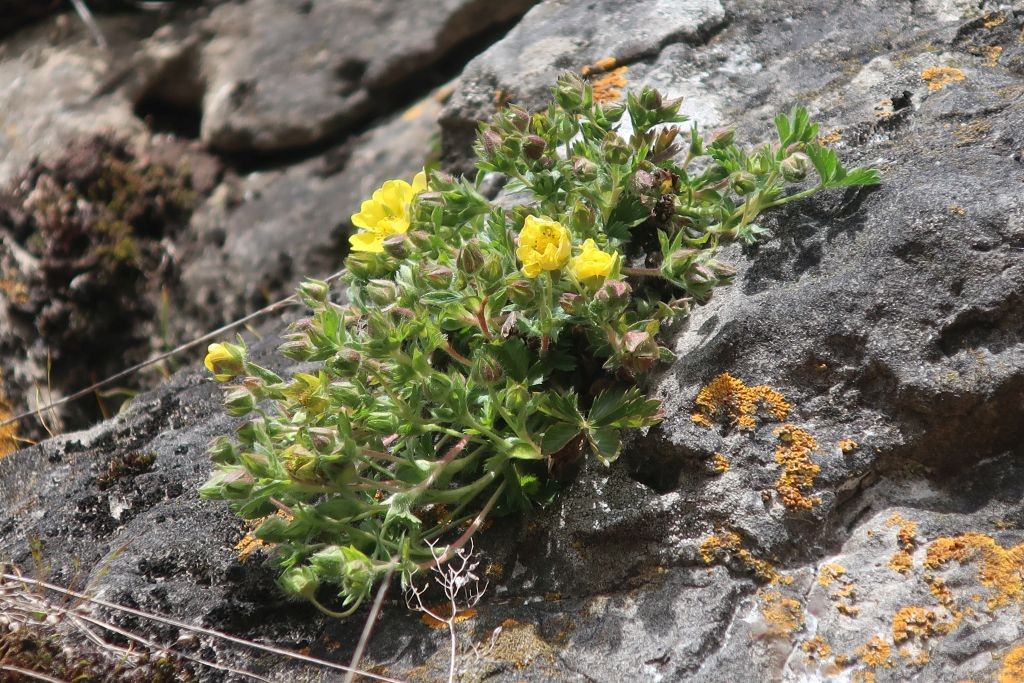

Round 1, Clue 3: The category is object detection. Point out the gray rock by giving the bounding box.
[2,0,1024,682]
[197,0,536,153]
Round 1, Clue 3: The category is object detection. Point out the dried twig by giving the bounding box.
[68,0,107,49]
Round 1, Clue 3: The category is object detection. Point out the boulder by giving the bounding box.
[2,0,1023,681]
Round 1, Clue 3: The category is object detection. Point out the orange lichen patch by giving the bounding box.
[235,529,270,561]
[0,277,29,306]
[580,57,618,76]
[711,452,730,473]
[837,602,861,617]
[892,606,937,643]
[487,618,556,670]
[699,530,780,583]
[837,438,859,453]
[485,562,504,578]
[589,66,628,104]
[922,66,965,91]
[759,590,804,636]
[857,635,894,668]
[691,373,791,430]
[773,424,820,510]
[948,204,967,216]
[818,129,843,145]
[419,604,478,629]
[985,45,1004,67]
[925,533,1024,610]
[889,550,914,573]
[0,386,17,459]
[983,13,1006,29]
[818,563,847,587]
[925,574,954,607]
[999,644,1024,683]
[801,635,833,662]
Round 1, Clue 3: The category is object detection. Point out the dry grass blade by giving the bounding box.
[68,0,107,48]
[1,572,409,683]
[0,664,68,683]
[344,561,396,683]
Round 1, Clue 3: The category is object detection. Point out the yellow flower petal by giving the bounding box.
[349,231,384,253]
[411,170,428,194]
[517,215,571,278]
[571,238,615,281]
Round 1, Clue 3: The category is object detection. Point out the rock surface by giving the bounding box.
[2,0,1024,682]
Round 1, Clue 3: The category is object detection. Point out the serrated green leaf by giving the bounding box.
[541,423,582,455]
[586,426,621,465]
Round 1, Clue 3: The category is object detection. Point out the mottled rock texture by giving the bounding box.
[2,0,1024,682]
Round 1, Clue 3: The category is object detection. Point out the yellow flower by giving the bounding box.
[571,239,615,281]
[516,216,571,278]
[204,342,242,382]
[349,170,428,253]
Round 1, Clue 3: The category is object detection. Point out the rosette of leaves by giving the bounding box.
[200,73,878,616]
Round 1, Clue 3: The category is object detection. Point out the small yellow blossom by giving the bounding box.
[349,171,428,253]
[516,216,571,278]
[204,342,241,382]
[571,238,615,281]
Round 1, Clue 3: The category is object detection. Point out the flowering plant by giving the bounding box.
[200,74,878,615]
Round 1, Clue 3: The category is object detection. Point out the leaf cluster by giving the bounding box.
[200,73,878,615]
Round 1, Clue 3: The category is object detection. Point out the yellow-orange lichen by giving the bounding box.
[774,424,820,510]
[999,644,1024,683]
[801,635,833,661]
[419,604,478,629]
[983,13,1006,29]
[691,373,791,430]
[759,590,804,636]
[711,452,730,473]
[922,66,965,91]
[818,129,842,146]
[837,438,859,453]
[985,45,1004,67]
[818,563,847,587]
[589,66,628,103]
[699,530,780,583]
[889,550,913,573]
[0,390,17,459]
[925,533,1024,610]
[235,529,270,561]
[892,606,937,643]
[885,513,918,573]
[580,57,618,76]
[857,635,894,668]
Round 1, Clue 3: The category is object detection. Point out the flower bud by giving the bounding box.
[471,350,504,385]
[619,330,661,376]
[703,163,729,183]
[308,427,336,452]
[602,132,631,165]
[382,234,410,259]
[638,86,662,111]
[366,412,400,433]
[280,566,319,599]
[572,156,598,180]
[506,279,534,308]
[595,278,632,304]
[422,265,453,288]
[298,278,329,306]
[730,171,757,195]
[279,337,314,361]
[559,292,583,314]
[687,263,717,285]
[365,279,399,306]
[523,135,547,160]
[479,256,503,282]
[457,240,485,274]
[408,230,432,250]
[631,170,655,194]
[204,342,246,382]
[554,72,586,111]
[708,260,737,279]
[345,251,383,279]
[508,106,531,132]
[780,152,810,182]
[208,436,239,465]
[333,348,362,374]
[223,386,256,417]
[709,126,735,148]
[481,129,502,155]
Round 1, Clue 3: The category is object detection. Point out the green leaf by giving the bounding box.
[537,391,583,425]
[541,422,582,455]
[586,426,622,465]
[588,387,664,428]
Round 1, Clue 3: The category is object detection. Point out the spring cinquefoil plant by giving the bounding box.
[200,74,878,616]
